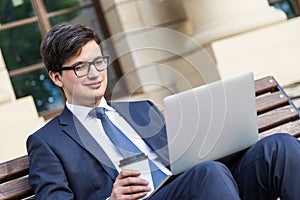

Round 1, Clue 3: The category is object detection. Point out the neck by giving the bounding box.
[66,99,102,108]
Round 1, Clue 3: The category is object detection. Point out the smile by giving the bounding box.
[84,81,102,89]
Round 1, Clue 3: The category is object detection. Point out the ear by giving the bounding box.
[49,71,63,88]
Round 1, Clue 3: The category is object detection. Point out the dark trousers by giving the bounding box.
[150,133,300,200]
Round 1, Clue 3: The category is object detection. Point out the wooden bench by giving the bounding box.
[255,76,300,138]
[0,155,33,199]
[1,76,300,200]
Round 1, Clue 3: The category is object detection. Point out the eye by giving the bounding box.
[94,59,105,66]
[74,63,89,71]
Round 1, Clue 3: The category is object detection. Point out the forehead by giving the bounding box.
[65,40,102,65]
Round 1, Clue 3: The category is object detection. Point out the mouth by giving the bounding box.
[84,80,102,89]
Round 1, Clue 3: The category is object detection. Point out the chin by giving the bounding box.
[94,93,105,101]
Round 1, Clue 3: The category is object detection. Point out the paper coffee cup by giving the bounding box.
[119,153,154,198]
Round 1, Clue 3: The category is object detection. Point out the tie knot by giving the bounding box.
[90,107,106,119]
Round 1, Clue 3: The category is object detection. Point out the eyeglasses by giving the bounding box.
[53,56,109,78]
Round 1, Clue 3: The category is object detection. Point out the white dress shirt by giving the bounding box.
[66,98,171,175]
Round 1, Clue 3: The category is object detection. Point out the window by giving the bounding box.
[0,0,126,119]
[268,0,300,18]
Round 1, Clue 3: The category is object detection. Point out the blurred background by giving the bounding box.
[1,0,300,162]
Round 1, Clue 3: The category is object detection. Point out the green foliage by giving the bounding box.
[0,0,81,112]
[0,0,34,24]
[44,0,81,25]
[44,0,80,12]
[0,23,41,71]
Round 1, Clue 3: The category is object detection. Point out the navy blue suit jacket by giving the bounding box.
[27,101,169,200]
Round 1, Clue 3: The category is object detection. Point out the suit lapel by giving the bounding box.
[59,107,118,180]
[58,100,170,178]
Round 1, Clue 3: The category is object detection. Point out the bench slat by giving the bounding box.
[256,91,289,114]
[257,105,299,133]
[254,76,278,96]
[259,120,300,139]
[0,176,33,200]
[0,155,29,183]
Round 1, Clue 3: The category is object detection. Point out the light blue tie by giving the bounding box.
[93,107,167,188]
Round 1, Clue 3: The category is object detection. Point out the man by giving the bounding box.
[27,23,300,200]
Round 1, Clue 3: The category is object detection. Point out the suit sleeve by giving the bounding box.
[27,133,74,200]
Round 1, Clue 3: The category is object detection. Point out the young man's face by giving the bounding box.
[50,40,108,107]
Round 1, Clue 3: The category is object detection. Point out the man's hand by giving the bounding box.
[109,170,151,200]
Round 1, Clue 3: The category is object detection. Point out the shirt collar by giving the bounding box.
[66,98,115,121]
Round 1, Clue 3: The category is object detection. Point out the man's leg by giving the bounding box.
[150,161,240,200]
[232,133,300,200]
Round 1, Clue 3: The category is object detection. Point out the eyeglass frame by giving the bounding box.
[52,55,109,78]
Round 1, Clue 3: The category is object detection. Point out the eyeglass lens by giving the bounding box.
[75,57,108,77]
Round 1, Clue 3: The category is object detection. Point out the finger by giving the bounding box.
[122,185,151,195]
[124,176,149,186]
[116,170,141,180]
[114,176,149,190]
[125,191,149,200]
[112,191,149,200]
[112,181,151,199]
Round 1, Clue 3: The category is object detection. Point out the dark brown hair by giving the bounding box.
[41,23,102,72]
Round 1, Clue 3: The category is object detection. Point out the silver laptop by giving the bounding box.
[163,71,258,175]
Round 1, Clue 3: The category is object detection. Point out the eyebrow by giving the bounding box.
[65,56,102,68]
